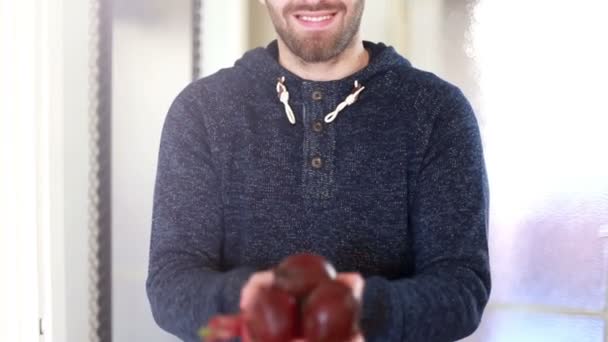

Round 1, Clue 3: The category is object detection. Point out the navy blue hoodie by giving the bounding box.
[146,40,490,342]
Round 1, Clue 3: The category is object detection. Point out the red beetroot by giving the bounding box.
[302,280,361,342]
[200,254,354,342]
[200,286,298,342]
[274,253,337,298]
[244,286,298,342]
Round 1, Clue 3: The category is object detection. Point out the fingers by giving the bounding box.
[350,333,365,342]
[335,273,364,301]
[240,271,274,342]
[336,274,365,342]
[240,270,274,311]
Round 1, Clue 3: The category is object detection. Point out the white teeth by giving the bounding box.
[300,15,332,22]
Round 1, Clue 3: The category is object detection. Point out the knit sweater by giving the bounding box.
[146,40,490,342]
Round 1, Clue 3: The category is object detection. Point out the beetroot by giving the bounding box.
[302,280,360,342]
[200,253,361,342]
[244,286,298,342]
[274,253,337,298]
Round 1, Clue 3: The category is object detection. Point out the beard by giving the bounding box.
[265,0,365,63]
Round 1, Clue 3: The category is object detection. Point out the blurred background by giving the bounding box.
[1,0,607,341]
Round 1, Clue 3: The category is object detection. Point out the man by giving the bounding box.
[146,0,490,341]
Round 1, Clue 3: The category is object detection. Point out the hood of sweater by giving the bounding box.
[233,40,412,125]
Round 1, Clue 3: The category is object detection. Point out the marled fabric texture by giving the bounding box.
[146,41,490,342]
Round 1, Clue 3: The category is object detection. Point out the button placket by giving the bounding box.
[312,90,323,101]
[311,156,323,169]
[301,83,336,201]
[312,120,323,133]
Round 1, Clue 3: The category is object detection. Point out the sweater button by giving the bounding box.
[312,120,323,132]
[311,156,323,169]
[311,90,323,101]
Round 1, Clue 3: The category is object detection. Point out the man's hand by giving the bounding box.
[240,271,275,342]
[335,273,365,342]
[335,272,364,302]
[240,270,275,312]
[239,271,365,342]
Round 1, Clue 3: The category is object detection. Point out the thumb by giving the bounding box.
[336,273,364,301]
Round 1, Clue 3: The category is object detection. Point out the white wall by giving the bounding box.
[1,0,91,341]
[61,0,92,341]
[0,1,41,341]
[360,0,409,58]
[201,0,249,76]
[111,1,190,341]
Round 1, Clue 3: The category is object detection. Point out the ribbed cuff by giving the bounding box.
[360,276,398,341]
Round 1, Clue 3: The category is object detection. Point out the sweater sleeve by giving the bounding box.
[146,86,255,342]
[359,87,491,342]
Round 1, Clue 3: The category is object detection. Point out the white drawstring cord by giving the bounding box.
[324,81,365,123]
[276,77,366,125]
[276,77,296,125]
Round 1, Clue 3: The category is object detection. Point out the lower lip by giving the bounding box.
[294,14,337,30]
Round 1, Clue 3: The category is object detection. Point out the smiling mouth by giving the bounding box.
[293,12,338,29]
[297,14,335,22]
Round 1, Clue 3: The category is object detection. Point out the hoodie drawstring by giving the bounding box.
[276,77,365,125]
[276,76,296,125]
[324,81,365,123]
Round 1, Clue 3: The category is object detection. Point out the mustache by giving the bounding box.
[283,1,347,15]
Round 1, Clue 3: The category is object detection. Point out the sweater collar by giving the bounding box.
[235,40,411,124]
[236,39,410,87]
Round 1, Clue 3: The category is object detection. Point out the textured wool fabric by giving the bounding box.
[146,40,490,342]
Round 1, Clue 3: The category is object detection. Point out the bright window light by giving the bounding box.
[0,1,42,341]
[472,1,608,221]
